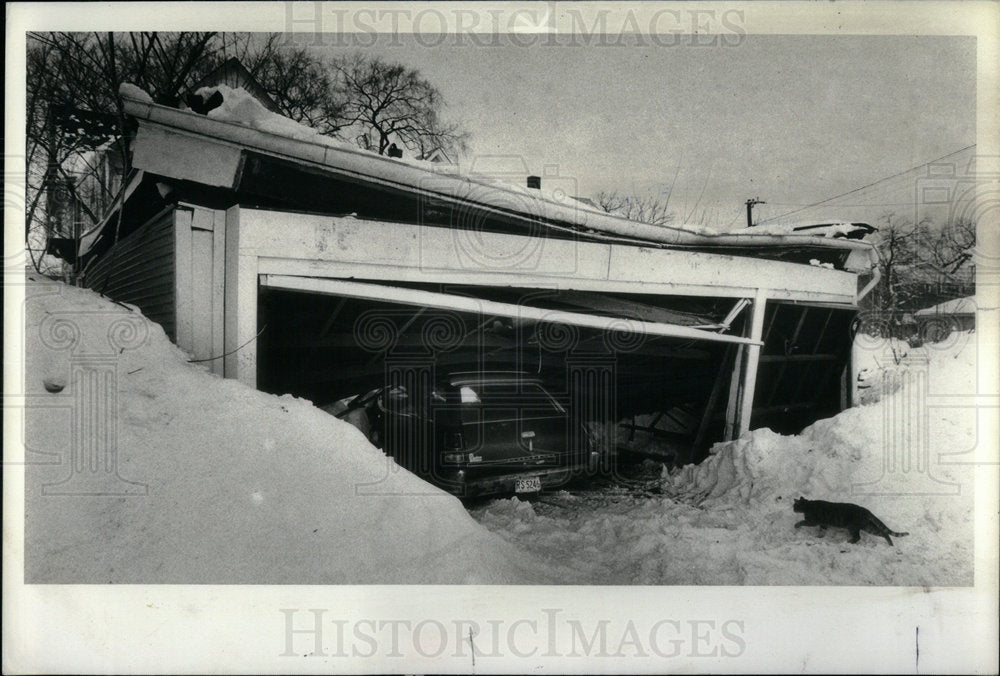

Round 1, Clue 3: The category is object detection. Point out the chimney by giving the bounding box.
[526,175,541,190]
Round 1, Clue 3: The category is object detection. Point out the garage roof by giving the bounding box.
[106,92,877,276]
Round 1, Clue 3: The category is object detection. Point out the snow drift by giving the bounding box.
[23,277,544,584]
[472,329,981,585]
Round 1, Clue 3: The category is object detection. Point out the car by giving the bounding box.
[324,372,601,498]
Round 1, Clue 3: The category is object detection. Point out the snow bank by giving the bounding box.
[659,333,977,584]
[471,332,979,585]
[23,277,543,583]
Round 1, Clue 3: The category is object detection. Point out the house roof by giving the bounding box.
[914,296,976,317]
[93,88,878,275]
[187,57,280,114]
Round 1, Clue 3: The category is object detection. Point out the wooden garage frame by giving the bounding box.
[76,95,878,442]
[218,207,858,438]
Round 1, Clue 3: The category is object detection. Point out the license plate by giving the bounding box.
[515,476,542,493]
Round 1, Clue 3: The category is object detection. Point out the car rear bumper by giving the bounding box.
[441,452,600,498]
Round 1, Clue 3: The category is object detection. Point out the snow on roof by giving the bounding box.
[115,84,877,270]
[24,277,544,583]
[196,83,357,151]
[118,82,152,104]
[914,295,976,317]
[746,221,876,238]
[188,84,600,214]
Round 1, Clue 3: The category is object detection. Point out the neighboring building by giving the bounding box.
[186,57,280,113]
[896,262,976,311]
[62,86,883,457]
[418,147,452,164]
[914,296,976,342]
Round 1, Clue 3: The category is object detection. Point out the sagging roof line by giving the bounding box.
[119,95,877,265]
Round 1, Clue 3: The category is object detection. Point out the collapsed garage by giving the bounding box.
[71,89,879,489]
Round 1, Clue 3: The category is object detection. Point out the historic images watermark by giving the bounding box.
[279,608,746,660]
[849,155,999,495]
[913,155,1000,275]
[346,296,646,496]
[417,155,583,276]
[17,284,150,496]
[282,3,747,48]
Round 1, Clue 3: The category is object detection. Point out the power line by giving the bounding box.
[757,145,977,224]
[762,196,977,208]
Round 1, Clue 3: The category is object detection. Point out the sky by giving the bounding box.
[318,34,976,231]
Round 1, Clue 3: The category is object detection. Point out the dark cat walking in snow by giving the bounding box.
[793,497,909,546]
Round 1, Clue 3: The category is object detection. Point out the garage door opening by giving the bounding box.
[255,280,772,474]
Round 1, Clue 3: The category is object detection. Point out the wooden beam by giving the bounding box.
[737,288,768,437]
[173,208,194,354]
[695,344,735,449]
[210,208,226,376]
[241,208,859,304]
[224,206,258,387]
[723,345,745,441]
[764,306,809,407]
[259,275,764,347]
[750,401,817,417]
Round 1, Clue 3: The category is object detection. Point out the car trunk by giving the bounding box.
[453,381,580,468]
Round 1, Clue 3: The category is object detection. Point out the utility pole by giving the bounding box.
[746,197,765,227]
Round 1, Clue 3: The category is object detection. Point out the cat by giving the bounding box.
[793,497,909,546]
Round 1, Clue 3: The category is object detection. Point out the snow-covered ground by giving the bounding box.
[23,276,547,584]
[22,275,983,585]
[470,328,981,585]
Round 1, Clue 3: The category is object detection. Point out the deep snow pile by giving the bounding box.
[23,277,544,584]
[471,329,982,585]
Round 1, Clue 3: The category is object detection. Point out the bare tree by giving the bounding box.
[867,214,924,310]
[924,217,976,275]
[332,54,469,158]
[23,32,341,274]
[25,32,224,273]
[24,35,470,276]
[247,42,344,134]
[596,190,674,226]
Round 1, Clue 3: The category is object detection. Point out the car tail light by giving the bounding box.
[441,447,483,464]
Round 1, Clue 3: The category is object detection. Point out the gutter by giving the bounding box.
[856,245,882,302]
[120,96,877,273]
